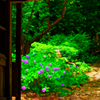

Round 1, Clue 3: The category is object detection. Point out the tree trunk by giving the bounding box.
[21,42,31,55]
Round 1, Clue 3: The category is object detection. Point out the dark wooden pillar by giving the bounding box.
[16,3,22,100]
[5,1,12,100]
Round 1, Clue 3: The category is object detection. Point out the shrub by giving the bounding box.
[58,46,79,61]
[60,32,92,62]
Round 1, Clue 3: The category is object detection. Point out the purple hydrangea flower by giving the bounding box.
[39,63,43,66]
[49,63,52,66]
[52,67,56,71]
[34,60,36,63]
[26,55,30,59]
[56,78,59,80]
[21,60,24,62]
[76,66,77,68]
[45,66,49,71]
[23,76,25,79]
[47,74,51,77]
[40,70,43,73]
[24,59,29,64]
[41,66,43,68]
[55,67,59,71]
[33,52,35,55]
[45,69,49,71]
[26,69,28,71]
[63,71,65,74]
[43,55,46,58]
[61,83,64,86]
[21,86,25,90]
[52,72,54,74]
[45,66,49,69]
[42,88,46,93]
[37,71,41,74]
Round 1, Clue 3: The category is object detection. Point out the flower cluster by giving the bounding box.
[21,52,67,93]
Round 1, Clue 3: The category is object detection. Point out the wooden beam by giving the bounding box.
[0,25,6,31]
[10,0,43,3]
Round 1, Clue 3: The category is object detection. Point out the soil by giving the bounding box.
[12,61,100,100]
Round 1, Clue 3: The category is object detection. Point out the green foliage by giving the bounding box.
[20,51,91,96]
[30,41,79,62]
[12,0,52,53]
[11,0,100,96]
[61,32,92,53]
[12,0,100,56]
[30,42,57,56]
[58,45,79,61]
[60,32,92,62]
[40,33,67,46]
[12,43,93,97]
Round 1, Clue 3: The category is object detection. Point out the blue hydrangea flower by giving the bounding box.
[39,63,43,66]
[26,55,30,59]
[61,75,63,77]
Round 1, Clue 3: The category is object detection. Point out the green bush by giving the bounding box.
[30,42,79,62]
[30,42,57,58]
[58,46,79,61]
[60,32,92,62]
[62,32,92,54]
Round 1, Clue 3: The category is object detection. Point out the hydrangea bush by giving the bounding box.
[12,42,92,97]
[20,50,91,97]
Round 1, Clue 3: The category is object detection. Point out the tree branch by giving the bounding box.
[24,1,36,36]
[23,0,68,45]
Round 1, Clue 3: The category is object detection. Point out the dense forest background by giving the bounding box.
[12,0,100,64]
